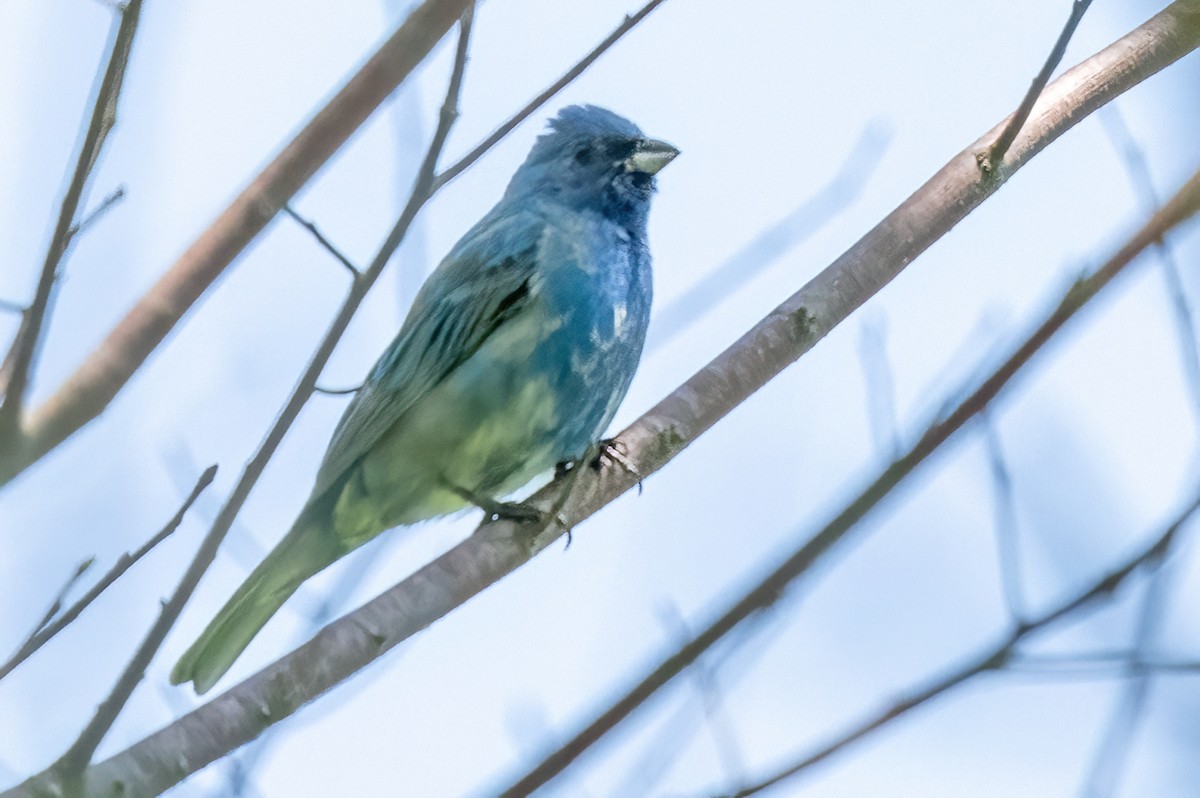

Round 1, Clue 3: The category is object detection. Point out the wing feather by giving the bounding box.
[311,212,545,498]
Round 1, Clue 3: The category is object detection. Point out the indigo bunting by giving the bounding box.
[172,105,677,693]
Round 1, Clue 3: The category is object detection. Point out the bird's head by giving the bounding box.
[506,105,679,227]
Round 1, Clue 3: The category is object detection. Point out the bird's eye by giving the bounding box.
[574,146,593,164]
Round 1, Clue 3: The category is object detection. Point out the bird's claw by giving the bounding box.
[591,438,643,495]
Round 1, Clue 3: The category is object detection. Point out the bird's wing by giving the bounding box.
[311,211,548,499]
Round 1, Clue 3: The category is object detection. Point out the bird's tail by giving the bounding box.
[170,503,342,694]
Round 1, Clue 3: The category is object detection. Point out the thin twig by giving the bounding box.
[0,300,23,315]
[0,0,142,436]
[981,0,1093,172]
[22,558,95,643]
[0,469,217,682]
[430,0,668,192]
[494,166,1200,797]
[283,205,361,277]
[66,185,127,242]
[49,464,217,782]
[722,494,1198,798]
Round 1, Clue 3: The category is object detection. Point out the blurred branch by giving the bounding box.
[496,164,1200,798]
[723,494,1199,798]
[1100,105,1200,411]
[645,122,891,354]
[1075,565,1172,798]
[0,0,142,443]
[17,5,1200,795]
[0,0,474,488]
[38,465,216,789]
[858,313,899,458]
[983,413,1025,621]
[0,468,217,683]
[430,0,669,192]
[981,0,1093,171]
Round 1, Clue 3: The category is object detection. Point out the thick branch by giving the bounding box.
[31,5,1200,797]
[499,164,1200,797]
[0,0,473,487]
[0,1,142,440]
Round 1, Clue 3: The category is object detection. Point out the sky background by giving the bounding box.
[2,1,1200,796]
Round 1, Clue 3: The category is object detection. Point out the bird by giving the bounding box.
[171,105,678,694]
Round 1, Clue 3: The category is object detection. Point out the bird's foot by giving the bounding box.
[591,438,643,496]
[449,483,543,524]
[480,497,544,525]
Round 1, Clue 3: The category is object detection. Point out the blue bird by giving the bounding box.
[171,105,678,693]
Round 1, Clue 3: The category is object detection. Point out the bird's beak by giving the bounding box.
[626,138,680,175]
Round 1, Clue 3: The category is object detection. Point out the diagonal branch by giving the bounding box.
[45,465,217,787]
[0,0,143,440]
[981,0,1093,171]
[0,0,668,489]
[0,466,216,683]
[0,0,474,488]
[497,163,1200,798]
[25,6,1200,797]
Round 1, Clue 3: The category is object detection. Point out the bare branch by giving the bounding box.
[47,464,217,784]
[0,0,142,439]
[0,0,475,487]
[724,493,1198,798]
[67,185,127,243]
[430,0,669,192]
[19,558,95,647]
[983,413,1025,621]
[0,467,217,682]
[283,205,361,277]
[14,6,1199,796]
[981,0,1093,171]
